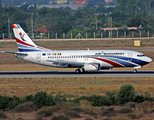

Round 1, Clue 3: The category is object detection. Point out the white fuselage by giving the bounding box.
[16,49,152,70]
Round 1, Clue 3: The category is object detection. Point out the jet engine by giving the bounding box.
[84,63,100,72]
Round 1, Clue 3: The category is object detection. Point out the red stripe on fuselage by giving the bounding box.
[16,37,35,48]
[93,57,123,67]
[91,64,98,69]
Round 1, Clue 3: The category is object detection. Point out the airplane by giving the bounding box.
[2,24,153,73]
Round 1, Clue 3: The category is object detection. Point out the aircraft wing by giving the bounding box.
[1,51,28,56]
[46,60,84,67]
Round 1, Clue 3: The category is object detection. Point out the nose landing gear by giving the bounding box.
[133,66,141,73]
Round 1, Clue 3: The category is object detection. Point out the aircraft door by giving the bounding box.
[37,54,41,62]
[128,53,132,61]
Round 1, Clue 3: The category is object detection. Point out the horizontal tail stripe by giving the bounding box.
[36,46,49,50]
[18,49,42,52]
[16,37,35,48]
[93,57,123,67]
[17,43,34,49]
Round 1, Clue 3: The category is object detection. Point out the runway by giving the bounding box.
[0,70,154,78]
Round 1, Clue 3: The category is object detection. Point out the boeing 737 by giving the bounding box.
[2,24,153,73]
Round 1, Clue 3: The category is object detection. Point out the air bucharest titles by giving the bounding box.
[2,24,152,73]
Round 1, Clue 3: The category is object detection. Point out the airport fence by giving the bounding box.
[1,30,154,40]
[28,30,154,40]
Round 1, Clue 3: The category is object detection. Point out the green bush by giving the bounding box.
[69,106,84,113]
[7,96,21,110]
[0,95,21,110]
[22,94,33,102]
[118,107,132,114]
[51,114,70,120]
[66,111,81,118]
[91,95,110,106]
[72,96,89,105]
[117,84,135,105]
[134,94,144,103]
[54,91,67,102]
[105,90,117,105]
[33,91,55,108]
[14,102,38,112]
[0,96,11,110]
[0,111,7,118]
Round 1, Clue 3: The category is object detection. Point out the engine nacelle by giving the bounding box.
[84,63,100,72]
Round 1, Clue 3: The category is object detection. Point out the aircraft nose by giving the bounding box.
[147,57,152,63]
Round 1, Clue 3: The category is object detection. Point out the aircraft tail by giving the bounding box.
[12,24,50,52]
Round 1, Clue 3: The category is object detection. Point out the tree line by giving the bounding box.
[0,0,154,38]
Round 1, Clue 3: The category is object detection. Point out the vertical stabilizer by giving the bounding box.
[12,24,50,52]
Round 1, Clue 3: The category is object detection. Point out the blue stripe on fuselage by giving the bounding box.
[98,55,149,66]
[106,58,136,67]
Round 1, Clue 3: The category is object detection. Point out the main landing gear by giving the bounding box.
[133,69,137,73]
[75,68,85,74]
[75,69,81,73]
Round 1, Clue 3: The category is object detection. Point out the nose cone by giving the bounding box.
[147,57,152,63]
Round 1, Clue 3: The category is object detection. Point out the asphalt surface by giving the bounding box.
[0,70,154,78]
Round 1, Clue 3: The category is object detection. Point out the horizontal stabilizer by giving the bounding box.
[1,51,28,56]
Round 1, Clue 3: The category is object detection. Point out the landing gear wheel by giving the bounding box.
[133,69,137,73]
[75,69,81,74]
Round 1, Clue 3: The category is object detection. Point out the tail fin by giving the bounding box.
[12,24,50,52]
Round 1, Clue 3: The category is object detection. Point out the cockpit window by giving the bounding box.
[137,55,145,57]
